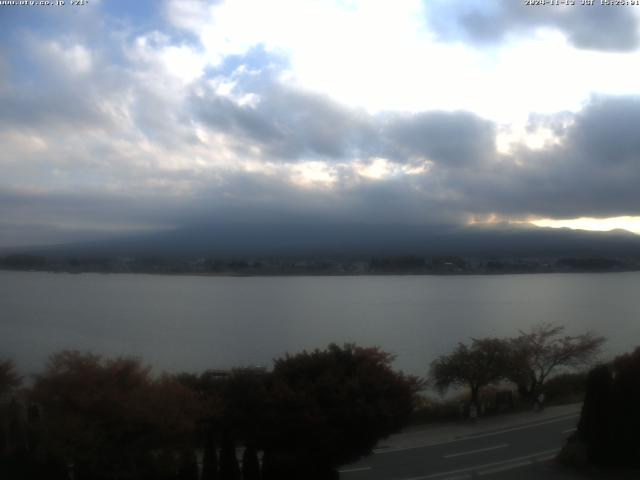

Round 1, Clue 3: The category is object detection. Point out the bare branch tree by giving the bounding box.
[507,323,605,399]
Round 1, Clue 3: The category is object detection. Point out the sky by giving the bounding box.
[2,0,640,247]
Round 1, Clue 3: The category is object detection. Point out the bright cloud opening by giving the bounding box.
[168,0,640,123]
[531,217,640,236]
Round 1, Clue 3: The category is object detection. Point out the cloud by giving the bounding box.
[4,20,640,242]
[453,96,640,219]
[3,1,640,247]
[382,111,497,166]
[192,54,497,168]
[565,96,640,166]
[193,82,375,162]
[3,91,640,246]
[426,0,640,52]
[164,0,217,32]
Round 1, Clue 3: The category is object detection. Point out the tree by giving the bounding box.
[201,429,219,480]
[1,358,66,480]
[219,429,240,480]
[259,344,422,478]
[179,367,267,479]
[564,346,640,468]
[0,359,21,397]
[241,444,260,480]
[177,448,199,480]
[30,351,201,480]
[575,364,613,466]
[430,338,511,407]
[0,359,24,468]
[507,323,605,400]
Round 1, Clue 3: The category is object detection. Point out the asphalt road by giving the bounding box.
[339,412,579,480]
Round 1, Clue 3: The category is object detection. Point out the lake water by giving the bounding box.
[1,270,639,377]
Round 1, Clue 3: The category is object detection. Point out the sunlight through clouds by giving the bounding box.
[532,217,640,236]
[166,0,640,123]
[3,0,640,244]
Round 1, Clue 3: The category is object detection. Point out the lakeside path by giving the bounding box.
[338,403,638,480]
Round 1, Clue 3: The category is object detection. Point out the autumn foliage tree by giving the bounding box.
[29,351,202,480]
[258,344,422,479]
[4,344,424,479]
[430,338,511,407]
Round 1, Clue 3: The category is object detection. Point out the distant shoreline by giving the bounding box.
[3,252,639,277]
[2,266,639,278]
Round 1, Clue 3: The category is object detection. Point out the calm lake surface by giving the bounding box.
[1,270,639,376]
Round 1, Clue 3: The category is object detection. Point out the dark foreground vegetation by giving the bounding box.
[560,345,640,472]
[0,345,421,480]
[0,323,617,479]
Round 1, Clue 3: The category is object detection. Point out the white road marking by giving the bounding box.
[375,413,578,454]
[479,451,558,475]
[401,448,560,480]
[478,460,531,475]
[443,444,508,459]
[562,427,576,434]
[338,466,372,473]
[534,453,559,462]
[456,414,579,442]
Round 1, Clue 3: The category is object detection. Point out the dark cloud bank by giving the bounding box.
[5,88,640,256]
[3,11,640,252]
[425,0,640,52]
[190,75,640,221]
